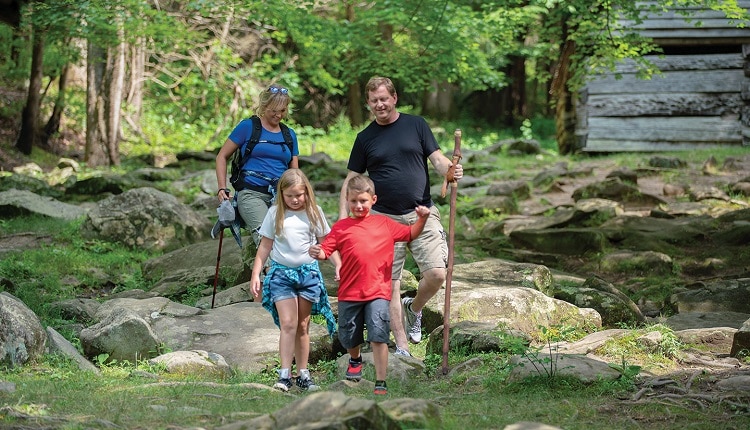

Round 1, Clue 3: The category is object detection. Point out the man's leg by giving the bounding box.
[402,206,448,344]
[390,279,410,354]
[411,267,446,313]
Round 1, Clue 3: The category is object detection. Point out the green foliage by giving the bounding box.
[597,324,686,365]
[0,216,155,322]
[608,356,642,382]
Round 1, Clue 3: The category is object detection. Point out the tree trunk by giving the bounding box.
[552,39,578,155]
[15,26,44,156]
[344,2,364,127]
[509,54,527,120]
[124,39,145,137]
[106,26,125,165]
[85,21,125,167]
[86,41,108,166]
[43,63,70,148]
[347,81,363,127]
[422,81,456,120]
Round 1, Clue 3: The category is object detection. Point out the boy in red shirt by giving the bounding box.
[309,174,429,395]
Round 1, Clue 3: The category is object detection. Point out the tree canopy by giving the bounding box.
[1,0,747,163]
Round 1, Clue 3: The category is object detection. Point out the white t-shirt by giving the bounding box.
[258,205,331,267]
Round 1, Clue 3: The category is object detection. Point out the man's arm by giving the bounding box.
[338,170,359,220]
[427,149,463,179]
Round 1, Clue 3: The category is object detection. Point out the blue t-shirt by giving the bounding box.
[228,118,299,187]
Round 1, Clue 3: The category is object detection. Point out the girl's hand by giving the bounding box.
[250,277,261,298]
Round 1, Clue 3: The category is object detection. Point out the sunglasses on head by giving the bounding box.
[268,87,289,95]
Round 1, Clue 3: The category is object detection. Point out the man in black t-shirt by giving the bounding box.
[339,76,464,357]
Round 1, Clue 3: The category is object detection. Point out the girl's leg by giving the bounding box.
[294,297,313,370]
[275,297,299,371]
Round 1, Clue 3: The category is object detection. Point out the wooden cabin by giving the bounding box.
[575,1,750,152]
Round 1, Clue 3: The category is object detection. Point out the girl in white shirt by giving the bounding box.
[251,168,340,392]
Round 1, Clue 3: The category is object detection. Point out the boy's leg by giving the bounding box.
[371,341,388,381]
[338,301,365,381]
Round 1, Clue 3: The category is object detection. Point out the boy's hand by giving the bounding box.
[414,205,430,218]
[309,244,323,259]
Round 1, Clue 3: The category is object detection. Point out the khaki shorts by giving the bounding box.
[373,206,448,280]
[236,188,272,249]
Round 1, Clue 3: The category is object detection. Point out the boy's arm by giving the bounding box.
[309,243,327,260]
[410,205,431,241]
[328,250,342,281]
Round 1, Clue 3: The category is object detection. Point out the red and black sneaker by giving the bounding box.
[373,380,387,395]
[346,358,363,381]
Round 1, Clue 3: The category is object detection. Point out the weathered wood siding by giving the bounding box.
[576,2,750,152]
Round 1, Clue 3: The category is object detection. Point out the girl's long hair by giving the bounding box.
[274,168,326,237]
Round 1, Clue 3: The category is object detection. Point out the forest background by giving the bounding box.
[2,0,747,167]
[2,2,750,429]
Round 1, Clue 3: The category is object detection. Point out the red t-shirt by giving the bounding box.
[320,215,411,301]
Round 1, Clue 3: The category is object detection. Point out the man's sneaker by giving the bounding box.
[346,358,363,381]
[273,378,293,392]
[402,297,422,344]
[394,346,411,357]
[373,380,387,395]
[296,376,320,391]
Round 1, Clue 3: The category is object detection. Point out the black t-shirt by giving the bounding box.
[347,113,440,215]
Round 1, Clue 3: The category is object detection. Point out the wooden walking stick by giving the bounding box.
[441,129,462,375]
[211,229,224,309]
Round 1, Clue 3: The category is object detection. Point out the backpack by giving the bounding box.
[228,115,294,191]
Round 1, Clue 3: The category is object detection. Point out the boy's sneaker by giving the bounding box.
[296,376,320,391]
[402,297,422,344]
[273,377,293,392]
[346,358,363,381]
[373,380,388,395]
[394,346,411,357]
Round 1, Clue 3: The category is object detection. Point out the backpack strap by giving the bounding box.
[235,115,263,174]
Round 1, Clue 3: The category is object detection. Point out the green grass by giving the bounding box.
[1,350,747,429]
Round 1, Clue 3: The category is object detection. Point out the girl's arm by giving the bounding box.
[250,237,273,298]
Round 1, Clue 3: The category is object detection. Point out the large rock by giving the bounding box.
[149,302,293,373]
[80,307,162,363]
[671,279,750,314]
[215,391,439,430]
[730,318,750,358]
[0,189,86,220]
[80,187,212,251]
[0,292,47,367]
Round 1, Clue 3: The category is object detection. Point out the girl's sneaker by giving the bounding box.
[296,376,320,391]
[273,378,293,392]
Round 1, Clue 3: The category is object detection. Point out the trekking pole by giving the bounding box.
[442,129,462,375]
[211,229,224,309]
